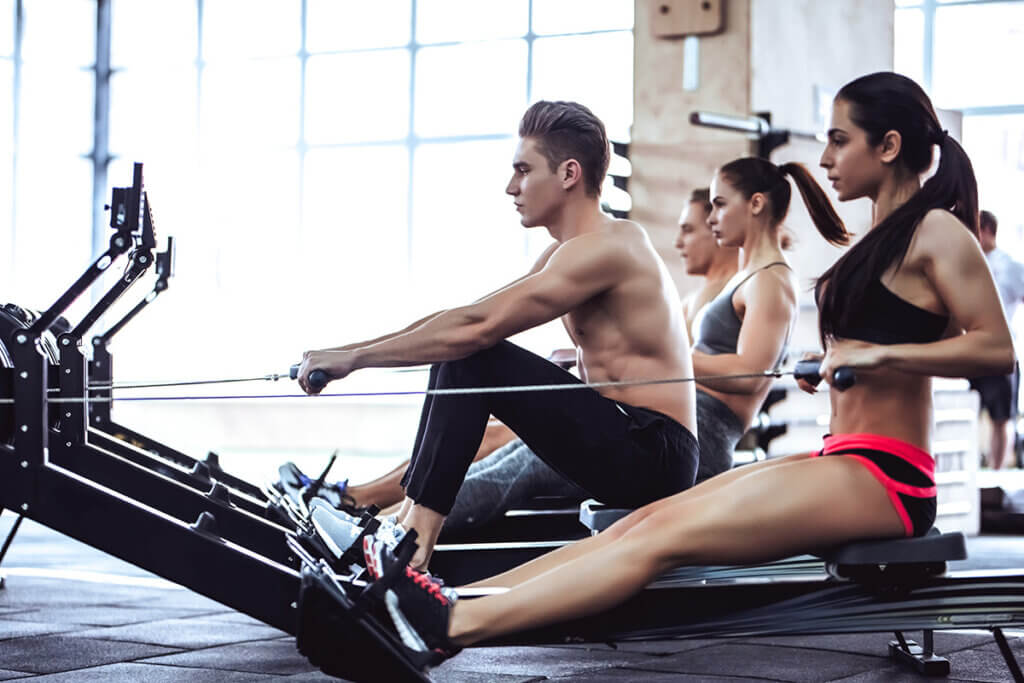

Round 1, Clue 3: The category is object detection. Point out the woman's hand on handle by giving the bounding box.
[795,352,824,394]
[820,339,885,387]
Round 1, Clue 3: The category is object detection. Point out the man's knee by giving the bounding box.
[437,342,510,382]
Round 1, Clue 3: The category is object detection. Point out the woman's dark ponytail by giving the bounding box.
[718,157,847,247]
[778,162,849,246]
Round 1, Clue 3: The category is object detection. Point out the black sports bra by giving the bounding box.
[818,279,949,345]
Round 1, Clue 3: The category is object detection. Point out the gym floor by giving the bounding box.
[0,517,1020,682]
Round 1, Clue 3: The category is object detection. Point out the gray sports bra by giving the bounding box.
[693,262,791,357]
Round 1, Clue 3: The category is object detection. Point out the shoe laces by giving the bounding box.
[406,567,448,605]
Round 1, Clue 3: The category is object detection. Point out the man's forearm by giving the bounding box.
[348,307,491,370]
[324,310,448,352]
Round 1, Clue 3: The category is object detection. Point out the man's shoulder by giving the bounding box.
[558,220,648,254]
[544,221,658,285]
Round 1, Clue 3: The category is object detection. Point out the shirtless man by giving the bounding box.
[297,100,698,570]
[675,187,739,336]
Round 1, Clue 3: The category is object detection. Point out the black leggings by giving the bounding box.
[401,341,699,515]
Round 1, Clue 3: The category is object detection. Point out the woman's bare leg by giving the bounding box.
[379,501,403,516]
[395,497,413,523]
[448,454,905,645]
[347,462,408,509]
[463,453,811,589]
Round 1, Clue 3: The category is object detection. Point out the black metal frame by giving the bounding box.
[86,238,269,501]
[0,164,301,630]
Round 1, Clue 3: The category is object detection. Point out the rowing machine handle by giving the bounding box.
[793,359,856,391]
[289,364,329,392]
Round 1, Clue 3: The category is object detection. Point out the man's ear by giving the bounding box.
[879,130,902,164]
[561,159,584,191]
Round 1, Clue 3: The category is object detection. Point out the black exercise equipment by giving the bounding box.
[295,523,1024,683]
[0,164,300,628]
[3,164,1021,683]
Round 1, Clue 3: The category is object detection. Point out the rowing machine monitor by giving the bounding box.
[140,192,157,250]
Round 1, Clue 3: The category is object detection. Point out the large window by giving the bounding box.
[4,1,634,384]
[1,0,13,297]
[896,0,1024,333]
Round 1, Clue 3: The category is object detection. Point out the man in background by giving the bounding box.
[971,210,1024,469]
[675,187,739,336]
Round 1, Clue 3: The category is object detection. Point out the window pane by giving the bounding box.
[303,146,410,340]
[20,0,95,67]
[0,60,10,294]
[110,67,198,160]
[306,50,409,144]
[415,40,527,137]
[531,32,633,141]
[19,64,94,155]
[416,0,527,44]
[13,155,93,310]
[411,139,526,308]
[201,59,300,150]
[895,0,921,6]
[306,0,411,52]
[112,0,197,67]
[0,0,13,57]
[532,0,633,35]
[893,8,925,88]
[0,58,10,144]
[965,118,1024,338]
[203,0,300,60]
[933,2,1024,108]
[964,113,1024,246]
[170,149,300,374]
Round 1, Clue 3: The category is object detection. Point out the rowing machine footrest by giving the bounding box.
[579,499,633,535]
[297,566,434,683]
[889,637,950,676]
[308,508,370,571]
[818,528,966,581]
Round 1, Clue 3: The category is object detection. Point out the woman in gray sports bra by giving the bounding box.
[690,157,850,480]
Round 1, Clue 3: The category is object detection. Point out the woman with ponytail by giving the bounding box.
[321,73,1016,666]
[690,156,849,479]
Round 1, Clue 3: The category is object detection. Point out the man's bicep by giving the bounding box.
[472,270,591,339]
[477,245,622,338]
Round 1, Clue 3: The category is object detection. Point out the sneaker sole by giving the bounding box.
[363,535,385,580]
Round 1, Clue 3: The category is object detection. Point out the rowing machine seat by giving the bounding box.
[579,500,967,582]
[818,528,966,583]
[815,527,966,565]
